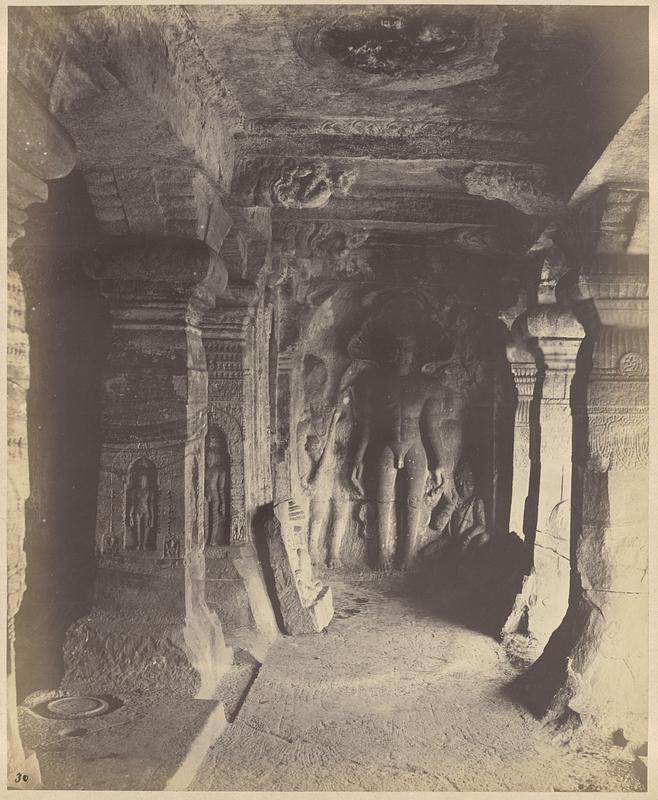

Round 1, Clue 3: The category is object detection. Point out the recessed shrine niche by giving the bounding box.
[282,242,509,572]
[98,447,180,560]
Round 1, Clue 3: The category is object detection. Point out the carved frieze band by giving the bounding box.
[245,115,534,144]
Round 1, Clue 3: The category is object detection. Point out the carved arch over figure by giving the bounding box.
[207,407,247,543]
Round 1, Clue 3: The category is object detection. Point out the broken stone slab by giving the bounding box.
[259,501,333,635]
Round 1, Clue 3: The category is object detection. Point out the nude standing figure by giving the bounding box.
[350,328,463,571]
[129,473,154,551]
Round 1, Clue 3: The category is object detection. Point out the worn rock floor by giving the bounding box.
[192,570,643,792]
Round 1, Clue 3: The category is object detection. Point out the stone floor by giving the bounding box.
[192,569,644,792]
[17,558,645,791]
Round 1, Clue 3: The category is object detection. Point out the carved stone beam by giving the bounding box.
[83,165,233,255]
[58,5,244,188]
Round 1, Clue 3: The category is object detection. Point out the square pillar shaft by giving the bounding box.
[64,238,232,699]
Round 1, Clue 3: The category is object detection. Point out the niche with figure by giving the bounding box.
[205,427,230,546]
[125,458,158,551]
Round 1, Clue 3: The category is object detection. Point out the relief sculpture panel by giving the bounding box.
[291,290,492,572]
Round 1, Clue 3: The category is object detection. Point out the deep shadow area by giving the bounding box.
[407,531,527,638]
[14,172,109,700]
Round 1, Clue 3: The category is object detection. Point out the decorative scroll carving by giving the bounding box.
[233,158,357,209]
[246,115,533,144]
[462,163,564,217]
[279,222,372,303]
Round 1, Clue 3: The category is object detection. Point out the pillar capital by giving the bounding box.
[88,236,229,313]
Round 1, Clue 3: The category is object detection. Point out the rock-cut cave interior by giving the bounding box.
[6,4,650,792]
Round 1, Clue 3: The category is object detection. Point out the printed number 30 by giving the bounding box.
[15,773,28,783]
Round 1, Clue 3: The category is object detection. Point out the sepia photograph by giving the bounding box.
[5,1,651,793]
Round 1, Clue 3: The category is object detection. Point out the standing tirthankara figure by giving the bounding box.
[347,305,464,571]
[204,430,229,547]
[128,474,155,551]
[297,356,353,567]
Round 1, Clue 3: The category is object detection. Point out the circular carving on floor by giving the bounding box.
[46,696,110,719]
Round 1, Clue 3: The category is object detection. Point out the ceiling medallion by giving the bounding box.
[294,7,506,89]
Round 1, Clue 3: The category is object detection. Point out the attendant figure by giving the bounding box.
[424,462,490,557]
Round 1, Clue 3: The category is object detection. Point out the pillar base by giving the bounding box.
[62,559,232,699]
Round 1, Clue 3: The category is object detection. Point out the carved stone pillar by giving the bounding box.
[529,310,585,644]
[507,346,539,540]
[504,309,584,649]
[572,308,648,741]
[515,179,648,746]
[63,237,232,699]
[7,76,76,788]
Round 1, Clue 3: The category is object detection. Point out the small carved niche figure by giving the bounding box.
[205,428,229,547]
[126,458,157,551]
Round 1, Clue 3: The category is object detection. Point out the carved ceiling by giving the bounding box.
[8,4,648,290]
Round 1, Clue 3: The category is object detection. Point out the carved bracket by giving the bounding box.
[232,158,357,209]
